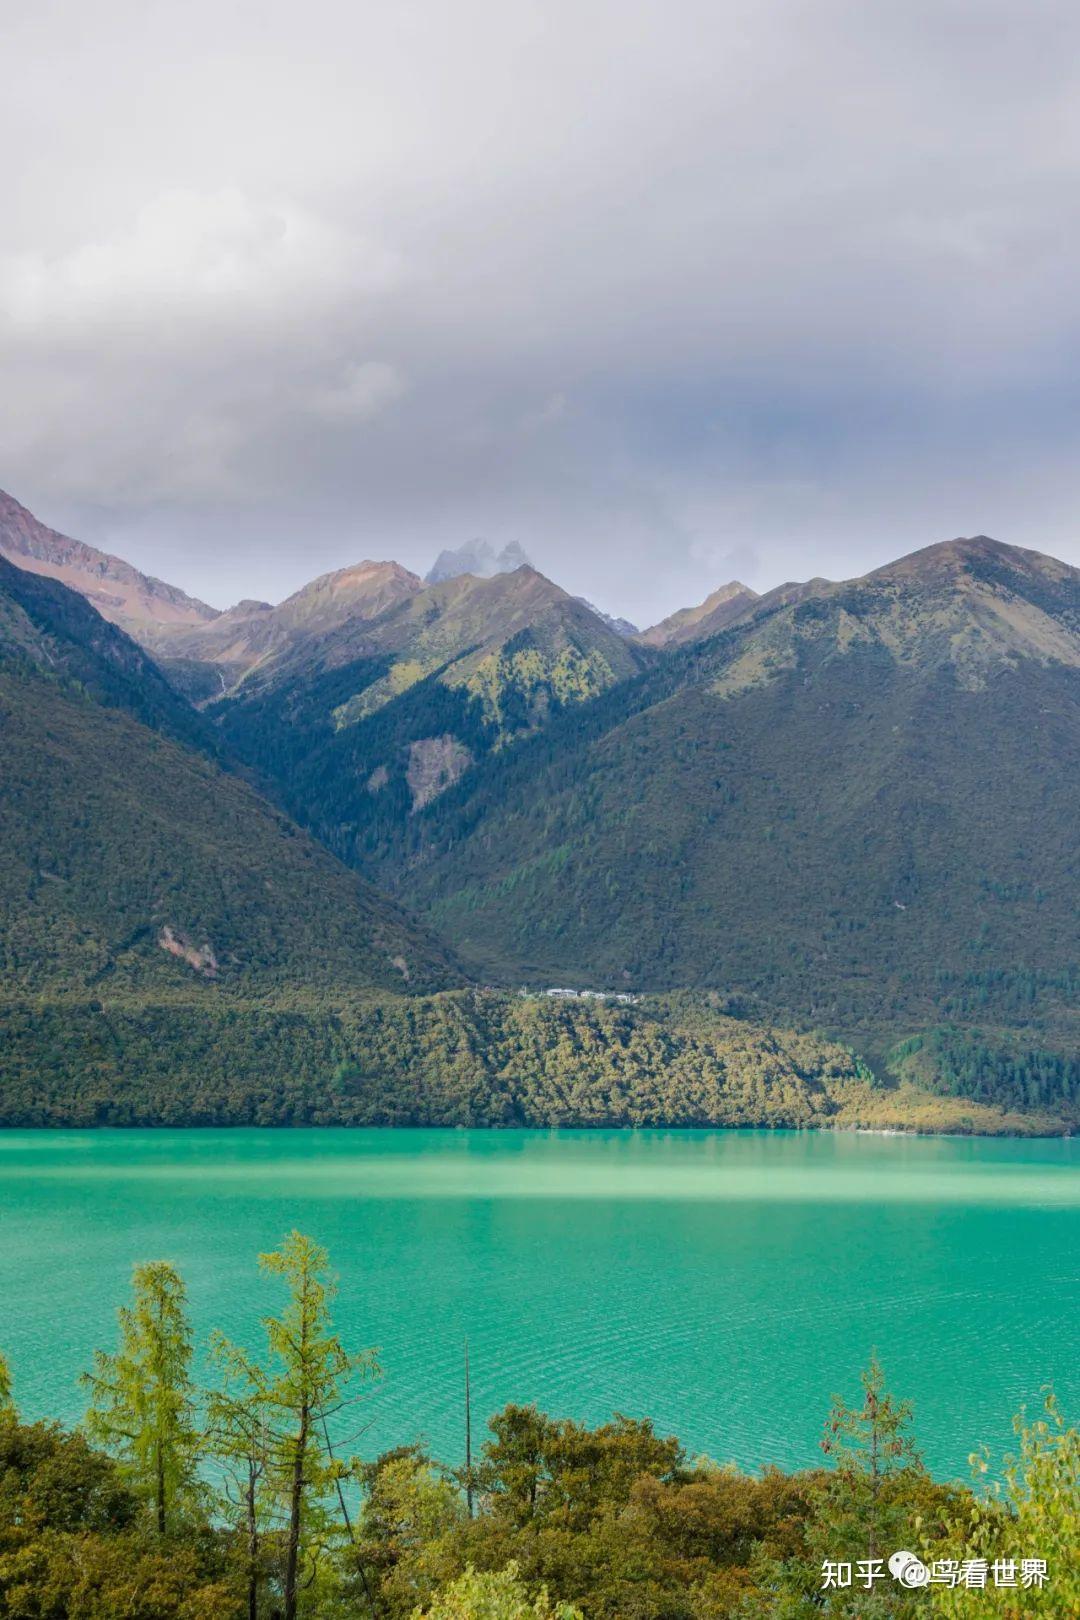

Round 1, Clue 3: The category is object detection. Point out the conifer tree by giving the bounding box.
[81,1260,202,1534]
[212,1231,378,1620]
[0,1349,13,1417]
[820,1351,923,1561]
[413,1561,584,1619]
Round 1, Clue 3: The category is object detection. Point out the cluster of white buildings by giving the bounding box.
[532,986,641,1005]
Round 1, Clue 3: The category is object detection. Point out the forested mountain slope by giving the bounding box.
[3,553,965,1132]
[0,557,459,997]
[389,538,1080,1086]
[0,555,220,759]
[0,493,656,837]
[2,508,1077,1128]
[210,565,654,851]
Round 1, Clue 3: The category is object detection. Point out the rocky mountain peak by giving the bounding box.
[707,536,1080,702]
[864,534,1076,591]
[0,489,218,631]
[574,598,640,637]
[425,538,534,584]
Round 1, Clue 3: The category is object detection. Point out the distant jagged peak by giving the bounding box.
[574,598,640,637]
[0,487,218,631]
[496,540,532,572]
[638,580,760,648]
[425,537,534,584]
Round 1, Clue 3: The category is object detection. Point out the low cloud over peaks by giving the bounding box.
[3,0,1080,625]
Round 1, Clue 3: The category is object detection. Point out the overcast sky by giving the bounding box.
[3,0,1080,625]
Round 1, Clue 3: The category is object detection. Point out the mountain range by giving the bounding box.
[1,486,1077,1128]
[396,537,1080,1074]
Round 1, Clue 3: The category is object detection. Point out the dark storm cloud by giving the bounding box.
[3,0,1080,624]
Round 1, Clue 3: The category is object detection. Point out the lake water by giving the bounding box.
[0,1128,1077,1480]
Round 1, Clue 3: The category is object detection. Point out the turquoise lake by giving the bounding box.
[0,1128,1076,1480]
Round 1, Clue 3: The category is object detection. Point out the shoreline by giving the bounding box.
[0,1118,1074,1141]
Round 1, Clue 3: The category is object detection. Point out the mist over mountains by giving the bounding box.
[425,539,533,584]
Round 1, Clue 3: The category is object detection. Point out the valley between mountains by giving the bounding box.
[0,487,1076,1132]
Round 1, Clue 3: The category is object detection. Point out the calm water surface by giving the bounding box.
[0,1128,1076,1479]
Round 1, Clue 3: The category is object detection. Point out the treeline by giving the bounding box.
[2,1234,1076,1618]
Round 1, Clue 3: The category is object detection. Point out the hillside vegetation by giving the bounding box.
[0,558,459,998]
[5,549,1022,1133]
[210,567,652,842]
[382,540,1080,1086]
[2,512,1078,1130]
[1,988,1063,1134]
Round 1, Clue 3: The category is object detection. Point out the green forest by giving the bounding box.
[0,1234,1075,1618]
[388,654,1079,1067]
[0,990,1069,1134]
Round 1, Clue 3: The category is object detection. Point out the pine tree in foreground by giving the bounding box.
[80,1260,202,1535]
[210,1230,379,1620]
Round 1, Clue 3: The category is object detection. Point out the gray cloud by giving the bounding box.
[2,0,1080,625]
